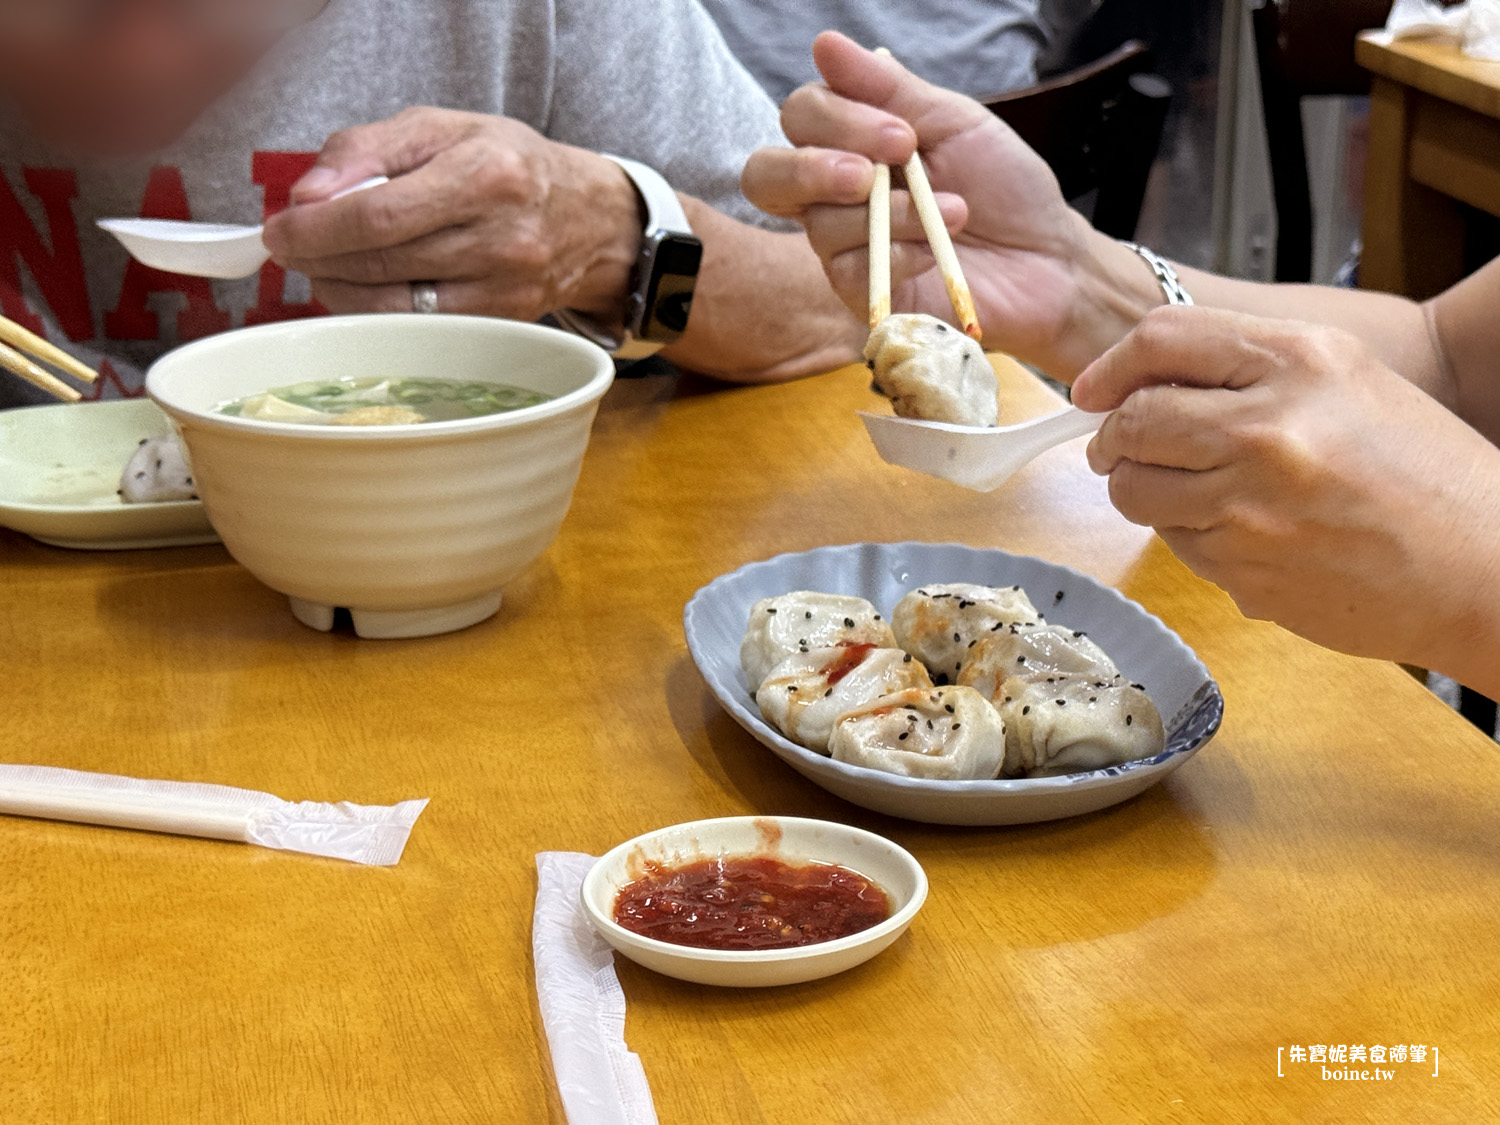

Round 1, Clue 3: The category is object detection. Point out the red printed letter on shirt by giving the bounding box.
[103,166,230,342]
[0,168,93,340]
[245,151,327,326]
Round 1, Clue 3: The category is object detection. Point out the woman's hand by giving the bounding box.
[1074,306,1500,691]
[740,31,1159,379]
[262,107,642,323]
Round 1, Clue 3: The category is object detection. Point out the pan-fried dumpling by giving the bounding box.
[740,591,895,689]
[828,685,1006,780]
[119,436,197,504]
[997,676,1164,777]
[892,583,1041,684]
[959,624,1117,701]
[757,645,932,753]
[864,313,998,426]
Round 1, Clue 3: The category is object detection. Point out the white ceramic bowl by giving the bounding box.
[684,542,1224,826]
[147,314,614,638]
[582,816,928,988]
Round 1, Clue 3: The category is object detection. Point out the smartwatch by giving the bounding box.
[553,154,703,360]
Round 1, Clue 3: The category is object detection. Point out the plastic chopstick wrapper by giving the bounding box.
[533,852,659,1125]
[0,763,428,866]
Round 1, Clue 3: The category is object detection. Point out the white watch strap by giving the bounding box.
[600,154,692,238]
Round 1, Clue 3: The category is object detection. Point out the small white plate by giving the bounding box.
[684,542,1223,826]
[0,399,218,550]
[582,816,927,988]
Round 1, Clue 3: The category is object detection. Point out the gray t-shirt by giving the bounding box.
[699,0,1049,105]
[0,0,785,407]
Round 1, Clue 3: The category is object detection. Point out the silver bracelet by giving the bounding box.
[1121,241,1193,306]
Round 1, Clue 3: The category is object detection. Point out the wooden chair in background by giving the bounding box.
[985,41,1173,241]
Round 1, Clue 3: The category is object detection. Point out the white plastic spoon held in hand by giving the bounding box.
[96,175,389,280]
[859,406,1105,492]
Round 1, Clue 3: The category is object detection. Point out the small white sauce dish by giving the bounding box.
[580,815,928,988]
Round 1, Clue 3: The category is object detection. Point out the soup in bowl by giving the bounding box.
[147,314,615,639]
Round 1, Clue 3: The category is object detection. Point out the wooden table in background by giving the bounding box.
[3,360,1498,1122]
[1358,31,1500,298]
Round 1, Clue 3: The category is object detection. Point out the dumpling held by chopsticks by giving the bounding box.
[865,313,999,427]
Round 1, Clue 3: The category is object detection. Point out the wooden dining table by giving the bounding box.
[1359,31,1500,299]
[3,358,1497,1122]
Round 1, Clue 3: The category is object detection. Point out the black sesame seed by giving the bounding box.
[952,723,961,730]
[767,607,777,614]
[1126,714,1134,726]
[1072,630,1083,638]
[944,704,954,713]
[933,593,952,599]
[138,438,148,446]
[1131,683,1145,690]
[952,632,961,643]
[1011,584,1020,591]
[902,654,912,663]
[1022,705,1030,715]
[936,322,949,332]
[1054,591,1064,602]
[1089,697,1097,703]
[1002,695,1013,704]
[1046,677,1055,684]
[1016,656,1027,664]
[990,623,1002,631]
[898,732,909,741]
[968,639,977,648]
[917,589,929,596]
[958,600,972,609]
[844,617,854,628]
[874,614,882,621]
[825,689,833,698]
[1056,699,1066,706]
[805,611,813,619]
[134,471,146,480]
[927,719,934,729]
[787,686,798,692]
[184,477,192,485]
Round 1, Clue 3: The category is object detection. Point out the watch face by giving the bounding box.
[638,233,703,343]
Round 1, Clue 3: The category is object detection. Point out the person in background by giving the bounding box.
[699,0,1078,104]
[741,32,1500,699]
[0,0,864,410]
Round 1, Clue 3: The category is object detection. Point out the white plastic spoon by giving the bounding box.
[96,175,389,280]
[859,406,1105,492]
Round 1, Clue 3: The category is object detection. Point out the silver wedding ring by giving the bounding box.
[411,282,440,315]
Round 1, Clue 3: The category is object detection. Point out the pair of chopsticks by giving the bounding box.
[0,314,97,402]
[867,49,981,342]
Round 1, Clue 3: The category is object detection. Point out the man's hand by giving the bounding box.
[740,31,1152,379]
[1074,306,1500,688]
[262,107,642,322]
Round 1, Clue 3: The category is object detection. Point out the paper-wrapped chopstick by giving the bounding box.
[0,764,428,866]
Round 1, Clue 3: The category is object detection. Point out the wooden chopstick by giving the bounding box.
[0,340,82,402]
[868,48,894,329]
[0,315,96,384]
[868,161,892,327]
[902,150,982,342]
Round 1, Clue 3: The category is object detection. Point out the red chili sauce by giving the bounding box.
[613,855,890,951]
[823,641,877,686]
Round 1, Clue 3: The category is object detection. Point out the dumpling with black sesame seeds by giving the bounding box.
[997,676,1163,777]
[828,685,1006,780]
[119,435,197,504]
[740,591,896,689]
[959,623,1117,701]
[863,313,998,426]
[891,582,1040,683]
[757,645,932,753]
